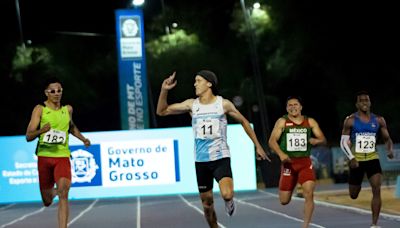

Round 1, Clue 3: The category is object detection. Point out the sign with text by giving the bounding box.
[101,139,178,187]
[115,9,149,129]
[0,125,256,203]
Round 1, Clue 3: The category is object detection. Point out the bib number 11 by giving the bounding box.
[196,119,220,139]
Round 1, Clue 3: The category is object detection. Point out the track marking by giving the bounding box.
[236,198,326,228]
[0,207,45,228]
[68,199,98,226]
[0,204,16,211]
[178,195,227,228]
[259,190,400,222]
[137,197,141,228]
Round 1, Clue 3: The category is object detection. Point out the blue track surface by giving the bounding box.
[1,187,399,228]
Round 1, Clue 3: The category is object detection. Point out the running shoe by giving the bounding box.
[225,199,236,216]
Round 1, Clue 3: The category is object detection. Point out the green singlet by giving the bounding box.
[36,105,71,157]
[279,115,312,158]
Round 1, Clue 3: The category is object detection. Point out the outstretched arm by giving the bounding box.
[156,72,193,116]
[378,116,394,159]
[68,105,91,147]
[224,99,270,161]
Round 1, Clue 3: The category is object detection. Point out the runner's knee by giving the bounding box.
[302,189,314,200]
[220,190,233,201]
[280,199,290,205]
[57,188,69,200]
[280,195,291,205]
[201,194,214,207]
[350,192,359,199]
[202,199,214,209]
[43,200,52,207]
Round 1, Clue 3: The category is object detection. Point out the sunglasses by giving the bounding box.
[46,88,63,94]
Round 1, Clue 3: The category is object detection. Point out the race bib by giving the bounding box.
[196,118,220,139]
[355,135,376,153]
[286,133,307,151]
[43,129,66,144]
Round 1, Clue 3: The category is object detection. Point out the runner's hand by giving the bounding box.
[387,150,394,159]
[40,123,51,134]
[83,138,91,147]
[161,72,177,91]
[256,146,271,162]
[349,158,359,168]
[279,154,291,163]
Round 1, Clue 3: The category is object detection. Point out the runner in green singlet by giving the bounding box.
[26,76,90,228]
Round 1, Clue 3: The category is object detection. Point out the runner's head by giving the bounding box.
[196,70,218,95]
[43,75,63,102]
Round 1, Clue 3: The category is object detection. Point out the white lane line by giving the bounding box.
[0,204,16,211]
[314,200,400,221]
[236,198,326,228]
[0,207,46,228]
[137,197,141,228]
[178,195,227,228]
[67,199,98,226]
[259,190,400,222]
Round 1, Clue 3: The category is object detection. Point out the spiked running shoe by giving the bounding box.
[225,199,236,217]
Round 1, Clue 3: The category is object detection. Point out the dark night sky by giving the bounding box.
[1,0,400,140]
[2,0,235,44]
[2,0,153,43]
[3,0,399,57]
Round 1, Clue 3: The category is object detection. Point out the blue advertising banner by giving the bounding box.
[115,9,149,129]
[332,144,400,174]
[0,125,257,203]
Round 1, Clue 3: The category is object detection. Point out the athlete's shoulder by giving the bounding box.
[220,96,230,104]
[342,113,355,128]
[372,113,386,125]
[345,113,356,120]
[222,98,236,112]
[306,116,317,124]
[34,104,44,110]
[184,98,195,106]
[275,117,287,126]
[65,104,73,112]
[32,104,44,115]
[371,112,383,119]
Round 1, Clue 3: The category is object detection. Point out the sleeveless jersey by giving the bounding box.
[350,112,380,161]
[37,105,71,157]
[279,115,312,158]
[191,96,230,162]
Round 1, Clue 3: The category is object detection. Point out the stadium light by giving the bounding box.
[132,0,145,7]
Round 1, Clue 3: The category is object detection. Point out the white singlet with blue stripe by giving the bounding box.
[191,96,230,162]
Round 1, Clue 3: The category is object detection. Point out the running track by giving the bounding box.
[1,189,399,228]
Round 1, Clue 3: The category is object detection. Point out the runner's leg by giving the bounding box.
[301,180,315,228]
[200,190,218,228]
[369,173,382,226]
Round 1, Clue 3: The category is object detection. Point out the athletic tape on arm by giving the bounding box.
[340,135,355,160]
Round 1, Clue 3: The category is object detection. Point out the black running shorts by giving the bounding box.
[195,157,233,193]
[348,159,382,185]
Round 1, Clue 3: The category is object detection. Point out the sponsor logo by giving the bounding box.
[289,128,307,133]
[283,168,291,176]
[122,19,139,37]
[70,145,102,187]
